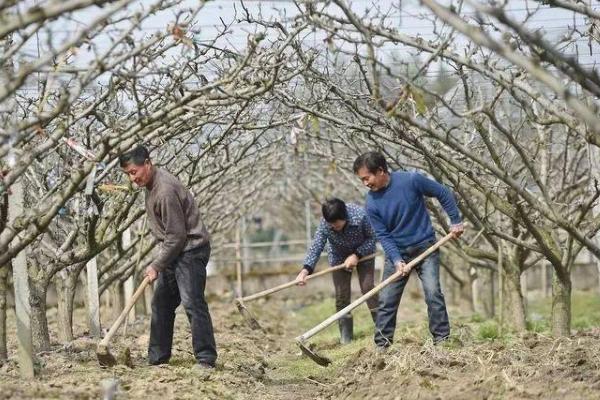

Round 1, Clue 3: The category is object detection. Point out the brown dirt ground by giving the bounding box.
[2,293,600,399]
[316,330,600,400]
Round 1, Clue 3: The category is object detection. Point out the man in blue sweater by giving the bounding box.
[353,152,464,349]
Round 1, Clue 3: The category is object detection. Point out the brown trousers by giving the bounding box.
[331,258,378,312]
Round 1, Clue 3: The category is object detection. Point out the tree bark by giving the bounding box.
[551,272,571,336]
[500,261,527,332]
[29,277,50,352]
[456,268,473,313]
[472,268,495,318]
[0,266,8,361]
[55,275,73,342]
[54,266,82,343]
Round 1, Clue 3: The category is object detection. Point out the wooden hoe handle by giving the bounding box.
[238,253,377,303]
[296,233,455,343]
[99,276,150,347]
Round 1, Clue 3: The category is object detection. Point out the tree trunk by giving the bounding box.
[111,282,123,322]
[55,269,79,343]
[551,273,571,336]
[29,278,51,352]
[542,263,549,298]
[0,266,8,361]
[79,270,88,313]
[500,263,527,332]
[85,257,101,337]
[472,268,495,318]
[4,179,35,377]
[457,269,474,313]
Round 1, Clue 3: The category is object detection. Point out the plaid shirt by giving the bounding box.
[302,203,376,273]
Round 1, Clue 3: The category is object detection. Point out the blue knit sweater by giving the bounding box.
[365,171,461,264]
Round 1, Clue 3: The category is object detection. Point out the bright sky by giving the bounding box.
[14,0,599,91]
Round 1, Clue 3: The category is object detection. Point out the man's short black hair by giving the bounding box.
[322,198,348,223]
[353,151,389,174]
[119,145,150,167]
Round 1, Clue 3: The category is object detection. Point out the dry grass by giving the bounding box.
[2,292,600,399]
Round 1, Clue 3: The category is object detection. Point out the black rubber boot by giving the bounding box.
[338,315,353,344]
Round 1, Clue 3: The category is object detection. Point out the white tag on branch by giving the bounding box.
[63,138,96,160]
[289,113,308,146]
[289,126,299,145]
[87,203,99,217]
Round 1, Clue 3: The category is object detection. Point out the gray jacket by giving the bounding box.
[145,168,210,271]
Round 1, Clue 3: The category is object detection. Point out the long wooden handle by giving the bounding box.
[238,253,377,303]
[296,233,454,343]
[99,276,150,347]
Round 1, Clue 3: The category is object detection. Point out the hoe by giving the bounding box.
[96,277,150,367]
[235,253,377,331]
[295,233,455,366]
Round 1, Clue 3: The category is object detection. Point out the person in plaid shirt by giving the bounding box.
[296,198,378,344]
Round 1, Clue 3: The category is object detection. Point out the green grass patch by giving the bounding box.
[477,320,500,340]
[528,291,600,331]
[291,297,376,341]
[469,313,486,323]
[526,318,549,333]
[268,335,376,382]
[266,297,380,383]
[266,292,600,383]
[571,292,600,329]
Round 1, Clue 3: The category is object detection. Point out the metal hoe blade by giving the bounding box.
[292,235,455,367]
[96,343,117,367]
[235,298,264,331]
[296,339,331,367]
[95,277,150,368]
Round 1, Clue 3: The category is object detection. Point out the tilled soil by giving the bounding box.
[316,330,600,400]
[2,295,600,399]
[0,296,321,400]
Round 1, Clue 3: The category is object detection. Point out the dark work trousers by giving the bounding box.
[148,244,217,366]
[374,239,450,348]
[331,258,378,312]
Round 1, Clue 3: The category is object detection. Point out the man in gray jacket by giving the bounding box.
[120,145,217,369]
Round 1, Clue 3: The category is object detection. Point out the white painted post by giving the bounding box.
[241,217,250,273]
[1,37,35,377]
[490,269,496,317]
[7,180,36,378]
[541,263,548,298]
[235,221,243,297]
[86,257,101,337]
[498,243,504,330]
[83,165,101,337]
[470,267,481,315]
[589,144,600,294]
[134,217,148,315]
[521,269,528,312]
[596,262,600,297]
[123,228,135,322]
[305,199,311,250]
